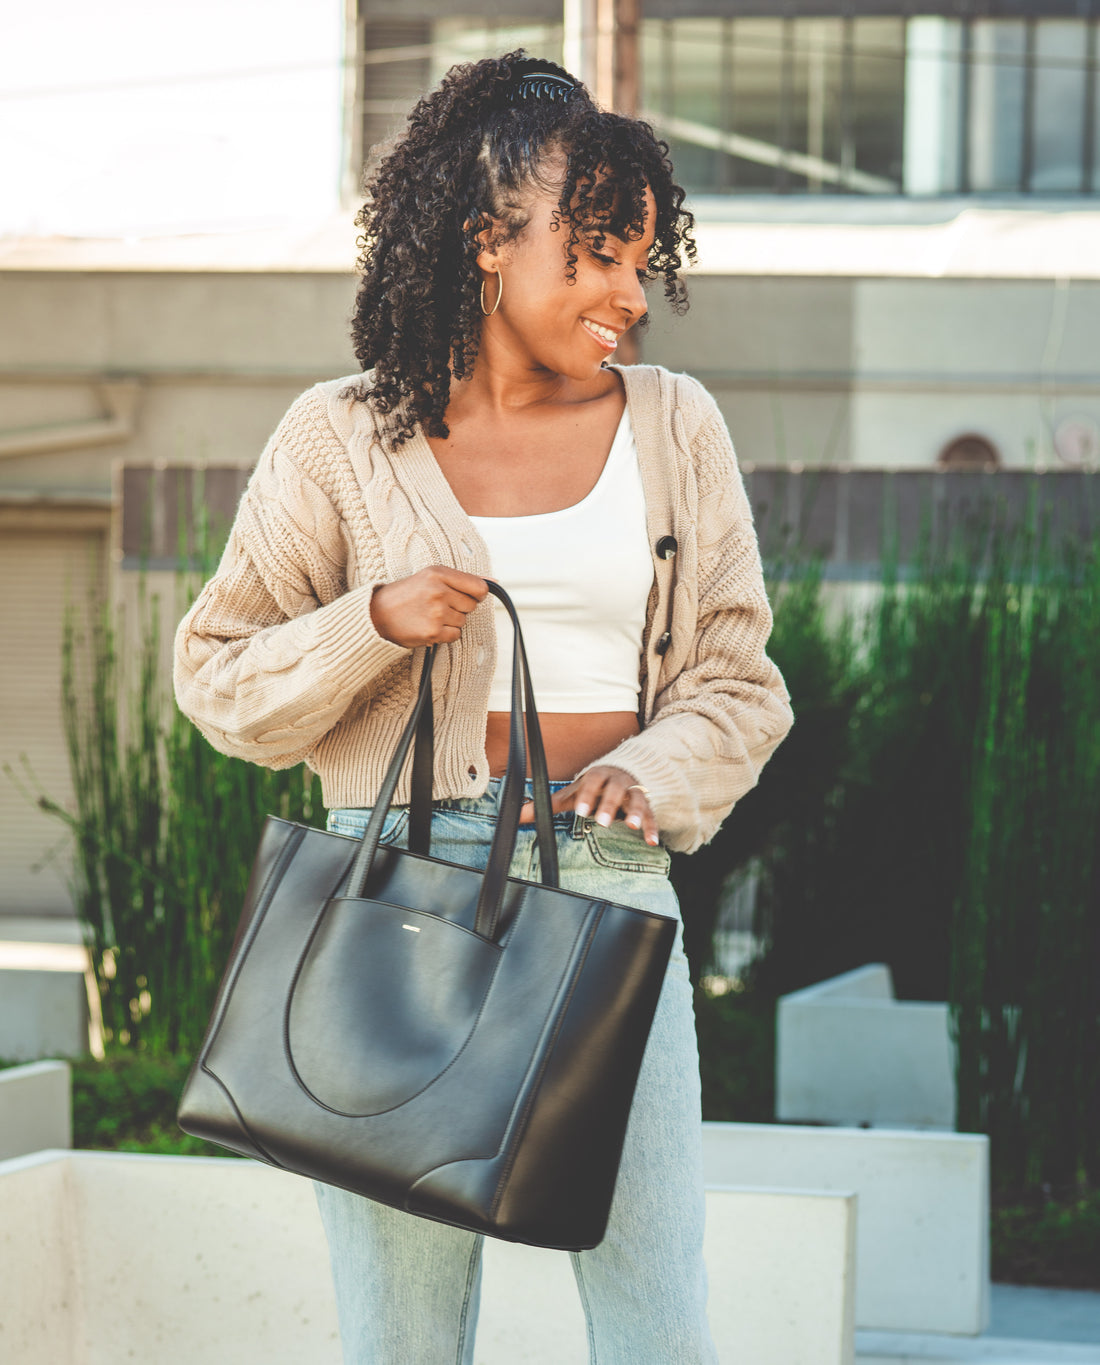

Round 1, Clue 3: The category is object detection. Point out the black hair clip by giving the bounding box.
[510,71,575,103]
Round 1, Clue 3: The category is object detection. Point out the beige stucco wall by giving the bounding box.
[3,265,1098,500]
[640,274,1100,469]
[0,271,360,499]
[0,271,358,920]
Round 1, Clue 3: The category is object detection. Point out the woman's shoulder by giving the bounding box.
[232,376,371,522]
[619,363,733,483]
[617,363,724,433]
[263,370,384,479]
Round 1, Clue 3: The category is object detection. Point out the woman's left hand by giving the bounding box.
[518,766,660,846]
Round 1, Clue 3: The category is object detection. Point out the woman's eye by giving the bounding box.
[588,246,648,283]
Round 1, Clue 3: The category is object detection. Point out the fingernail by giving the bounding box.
[647,833,659,845]
[596,811,611,827]
[575,802,589,817]
[626,814,641,829]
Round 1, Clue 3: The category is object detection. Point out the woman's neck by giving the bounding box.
[445,354,619,426]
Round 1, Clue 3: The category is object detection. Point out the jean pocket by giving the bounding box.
[581,820,671,876]
[326,806,409,847]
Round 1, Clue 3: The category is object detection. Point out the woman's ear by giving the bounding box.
[465,211,506,276]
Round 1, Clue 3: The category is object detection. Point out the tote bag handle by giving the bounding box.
[344,581,560,940]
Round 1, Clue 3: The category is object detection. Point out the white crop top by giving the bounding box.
[469,408,653,713]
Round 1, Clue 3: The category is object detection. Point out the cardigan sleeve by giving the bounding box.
[586,381,794,854]
[172,404,410,770]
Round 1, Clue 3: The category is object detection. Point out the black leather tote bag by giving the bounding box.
[177,582,677,1251]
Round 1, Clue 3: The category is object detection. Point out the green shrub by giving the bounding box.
[36,577,325,1058]
[992,1186,1100,1289]
[671,561,860,985]
[695,986,775,1124]
[69,1051,233,1158]
[679,516,1100,1201]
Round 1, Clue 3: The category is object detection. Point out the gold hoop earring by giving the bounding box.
[479,270,504,317]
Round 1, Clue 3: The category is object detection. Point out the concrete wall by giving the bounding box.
[0,271,360,500]
[641,275,1100,470]
[3,266,1098,502]
[0,269,356,921]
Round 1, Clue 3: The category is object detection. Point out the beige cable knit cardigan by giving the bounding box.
[173,363,794,854]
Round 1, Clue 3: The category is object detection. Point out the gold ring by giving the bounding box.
[626,784,650,795]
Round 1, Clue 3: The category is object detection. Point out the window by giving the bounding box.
[349,1,562,195]
[639,6,1099,197]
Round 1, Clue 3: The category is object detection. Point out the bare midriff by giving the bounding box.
[484,711,640,780]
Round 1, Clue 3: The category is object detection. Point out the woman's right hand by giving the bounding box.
[369,566,489,648]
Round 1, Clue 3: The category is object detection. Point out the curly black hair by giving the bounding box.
[342,51,696,448]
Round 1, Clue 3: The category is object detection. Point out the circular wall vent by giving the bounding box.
[1053,415,1100,467]
[937,433,1000,471]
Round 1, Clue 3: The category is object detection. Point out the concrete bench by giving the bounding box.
[0,1060,72,1160]
[0,1149,856,1365]
[703,1120,989,1335]
[777,963,957,1129]
[0,917,102,1062]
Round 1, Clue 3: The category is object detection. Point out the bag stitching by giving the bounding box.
[282,902,505,1119]
[328,808,408,845]
[583,825,670,875]
[197,1063,283,1169]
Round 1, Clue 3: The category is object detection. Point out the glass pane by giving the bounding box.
[359,17,562,166]
[1095,25,1100,191]
[1031,20,1087,192]
[726,19,786,192]
[788,18,845,193]
[643,18,725,192]
[903,16,964,194]
[429,20,562,88]
[849,18,906,191]
[968,19,1027,192]
[641,17,785,194]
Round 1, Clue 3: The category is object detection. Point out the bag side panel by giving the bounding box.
[494,902,676,1247]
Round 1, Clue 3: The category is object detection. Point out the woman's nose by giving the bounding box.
[613,271,647,322]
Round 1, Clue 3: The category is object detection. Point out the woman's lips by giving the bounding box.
[580,317,620,352]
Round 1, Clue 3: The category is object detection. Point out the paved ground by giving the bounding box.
[855,1282,1100,1364]
[989,1283,1100,1347]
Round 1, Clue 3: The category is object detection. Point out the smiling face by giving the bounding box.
[475,170,657,383]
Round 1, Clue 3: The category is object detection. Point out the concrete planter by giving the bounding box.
[777,963,957,1129]
[704,1121,990,1335]
[0,1149,856,1365]
[0,1060,71,1161]
[0,918,102,1062]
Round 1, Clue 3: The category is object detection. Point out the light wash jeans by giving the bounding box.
[314,778,718,1365]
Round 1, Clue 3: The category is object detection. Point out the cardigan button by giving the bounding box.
[655,631,672,656]
[656,535,678,560]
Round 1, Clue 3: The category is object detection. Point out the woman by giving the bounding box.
[174,52,793,1365]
